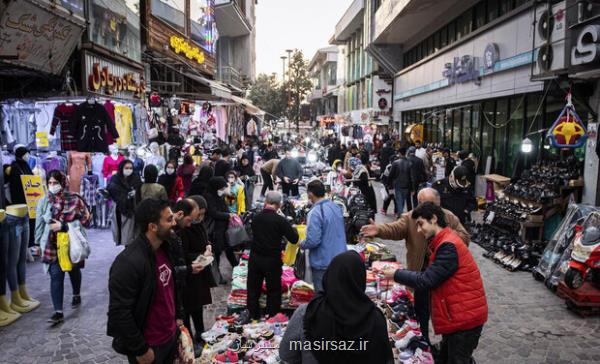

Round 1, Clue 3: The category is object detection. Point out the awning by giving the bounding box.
[185,73,232,99]
[230,95,265,115]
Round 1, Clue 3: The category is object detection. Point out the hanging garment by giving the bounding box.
[50,103,78,151]
[34,102,59,150]
[5,102,37,148]
[146,154,166,172]
[42,155,65,175]
[103,101,117,146]
[72,101,119,153]
[0,106,16,147]
[102,155,125,180]
[80,174,99,207]
[114,105,133,147]
[68,151,92,193]
[91,153,107,188]
[246,119,257,136]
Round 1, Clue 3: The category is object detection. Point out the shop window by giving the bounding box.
[328,64,337,85]
[506,95,526,178]
[474,2,486,30]
[152,0,185,32]
[471,104,482,160]
[452,109,462,151]
[515,0,529,7]
[190,0,217,53]
[494,99,508,175]
[433,32,440,52]
[444,110,453,146]
[544,93,567,158]
[462,106,472,152]
[487,0,499,23]
[89,0,141,62]
[58,0,85,17]
[426,36,433,57]
[525,93,543,161]
[481,101,495,173]
[499,0,515,17]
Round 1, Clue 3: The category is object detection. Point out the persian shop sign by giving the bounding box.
[0,0,84,75]
[86,54,145,98]
[170,36,205,65]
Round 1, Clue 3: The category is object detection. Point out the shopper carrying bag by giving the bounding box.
[35,170,91,325]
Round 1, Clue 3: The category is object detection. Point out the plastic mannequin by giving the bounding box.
[102,144,125,183]
[3,204,39,314]
[145,142,166,172]
[126,145,145,177]
[0,208,21,326]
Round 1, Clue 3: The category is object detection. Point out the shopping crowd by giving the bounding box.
[31,133,487,364]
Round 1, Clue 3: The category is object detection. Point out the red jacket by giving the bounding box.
[429,227,488,334]
[168,176,185,202]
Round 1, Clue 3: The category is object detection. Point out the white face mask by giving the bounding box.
[123,169,133,177]
[110,150,118,157]
[49,184,62,195]
[217,188,226,197]
[228,178,235,184]
[22,153,30,162]
[166,168,175,175]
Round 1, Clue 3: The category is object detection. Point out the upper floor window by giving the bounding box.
[190,0,217,53]
[88,0,141,61]
[152,0,185,32]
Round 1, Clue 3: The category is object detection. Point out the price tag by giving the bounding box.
[36,131,49,148]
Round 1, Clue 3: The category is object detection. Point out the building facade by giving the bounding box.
[308,46,339,124]
[214,0,257,93]
[365,0,599,204]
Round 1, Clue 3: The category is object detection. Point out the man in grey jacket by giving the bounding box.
[275,148,303,197]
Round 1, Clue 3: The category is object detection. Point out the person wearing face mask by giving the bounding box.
[126,145,145,177]
[158,160,185,204]
[235,154,256,209]
[326,159,345,194]
[203,177,238,284]
[275,147,303,197]
[108,198,187,364]
[35,170,91,324]
[108,160,142,246]
[214,149,233,178]
[224,171,246,215]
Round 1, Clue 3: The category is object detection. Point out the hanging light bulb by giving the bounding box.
[521,138,533,153]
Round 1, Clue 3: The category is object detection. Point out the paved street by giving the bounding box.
[1,210,600,363]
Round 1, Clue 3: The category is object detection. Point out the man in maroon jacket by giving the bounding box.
[383,202,488,364]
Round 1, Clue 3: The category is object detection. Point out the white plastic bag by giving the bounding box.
[68,223,91,263]
[380,188,389,201]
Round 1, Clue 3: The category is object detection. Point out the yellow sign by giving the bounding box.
[404,123,424,144]
[36,131,49,148]
[21,175,45,219]
[169,36,205,65]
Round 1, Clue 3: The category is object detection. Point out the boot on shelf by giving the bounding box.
[10,290,38,313]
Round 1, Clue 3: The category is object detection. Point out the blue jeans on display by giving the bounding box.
[2,214,30,291]
[394,187,410,215]
[0,224,6,295]
[48,261,82,312]
[311,268,327,293]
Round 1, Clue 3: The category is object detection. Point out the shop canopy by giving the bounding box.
[185,72,232,100]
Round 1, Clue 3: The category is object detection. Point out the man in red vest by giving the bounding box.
[383,202,488,364]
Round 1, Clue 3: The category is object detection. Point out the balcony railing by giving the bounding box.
[218,66,243,89]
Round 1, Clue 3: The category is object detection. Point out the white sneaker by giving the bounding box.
[394,330,420,350]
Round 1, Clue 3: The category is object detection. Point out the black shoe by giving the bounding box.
[48,312,64,325]
[72,295,81,308]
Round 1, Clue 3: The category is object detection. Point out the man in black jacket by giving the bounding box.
[107,198,187,364]
[276,148,303,197]
[407,146,428,209]
[458,150,477,189]
[388,147,413,217]
[433,166,477,224]
[379,141,395,173]
[248,191,299,319]
[262,143,279,161]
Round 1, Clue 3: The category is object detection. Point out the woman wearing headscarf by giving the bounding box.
[348,157,377,211]
[136,164,168,203]
[188,165,214,197]
[235,153,256,209]
[158,160,184,203]
[35,170,90,324]
[107,160,141,246]
[177,154,196,193]
[203,177,238,284]
[279,251,393,364]
[180,195,213,345]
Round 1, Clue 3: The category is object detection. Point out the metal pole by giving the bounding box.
[280,56,287,82]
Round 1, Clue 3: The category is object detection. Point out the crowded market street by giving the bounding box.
[2,0,600,364]
[1,188,600,364]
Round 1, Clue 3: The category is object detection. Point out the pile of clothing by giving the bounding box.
[288,280,315,307]
[349,240,397,263]
[199,312,289,363]
[227,260,249,309]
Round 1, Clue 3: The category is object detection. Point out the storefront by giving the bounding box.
[393,1,594,180]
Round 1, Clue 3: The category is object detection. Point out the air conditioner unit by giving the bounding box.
[532,1,567,79]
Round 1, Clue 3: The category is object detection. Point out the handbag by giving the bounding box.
[293,247,306,280]
[57,232,72,272]
[68,222,91,263]
[226,215,250,247]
